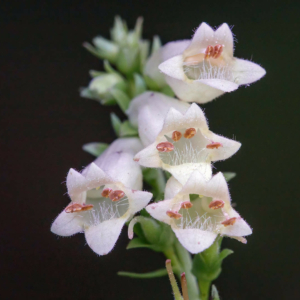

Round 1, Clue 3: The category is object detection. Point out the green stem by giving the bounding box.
[198,280,211,300]
[174,239,200,300]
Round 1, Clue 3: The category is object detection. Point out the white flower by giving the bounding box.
[159,22,266,103]
[134,103,241,184]
[51,138,152,256]
[146,172,252,254]
[127,91,190,146]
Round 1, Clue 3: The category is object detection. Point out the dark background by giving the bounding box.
[1,0,299,299]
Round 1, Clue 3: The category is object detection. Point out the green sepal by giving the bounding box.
[211,285,220,300]
[92,36,119,63]
[82,142,108,157]
[127,237,155,250]
[118,269,168,279]
[143,168,166,200]
[82,42,103,59]
[151,35,162,54]
[110,88,130,113]
[119,120,138,137]
[161,85,175,97]
[223,172,236,182]
[116,47,140,75]
[110,16,128,45]
[138,40,150,72]
[110,113,121,136]
[131,73,146,97]
[89,70,106,77]
[80,87,116,105]
[103,60,119,75]
[144,75,160,91]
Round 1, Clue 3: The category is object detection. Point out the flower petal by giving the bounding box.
[183,22,215,58]
[231,58,266,85]
[197,79,238,92]
[162,40,191,61]
[125,189,153,215]
[134,143,161,168]
[85,217,127,256]
[165,176,183,199]
[214,23,234,58]
[172,227,218,254]
[51,210,84,236]
[222,217,252,237]
[159,55,185,81]
[165,76,225,103]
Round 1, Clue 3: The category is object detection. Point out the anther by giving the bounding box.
[204,45,214,59]
[206,142,223,149]
[156,142,174,152]
[222,217,237,227]
[109,190,125,202]
[166,210,182,219]
[181,201,193,209]
[101,188,113,198]
[209,200,225,210]
[172,131,182,142]
[65,203,94,213]
[184,128,196,139]
[213,44,223,59]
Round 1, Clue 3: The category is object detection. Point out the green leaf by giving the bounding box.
[127,237,154,250]
[110,88,130,113]
[110,113,121,136]
[223,172,236,182]
[119,120,138,137]
[211,285,220,300]
[82,142,108,157]
[89,70,106,77]
[118,269,168,279]
[132,73,146,97]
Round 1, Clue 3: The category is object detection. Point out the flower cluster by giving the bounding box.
[52,17,265,299]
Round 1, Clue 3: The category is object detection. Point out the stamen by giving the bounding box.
[109,190,125,202]
[101,188,113,198]
[157,142,174,152]
[181,201,193,209]
[209,200,225,210]
[65,203,94,213]
[184,53,204,66]
[213,44,223,59]
[172,131,182,142]
[184,128,196,139]
[206,142,223,149]
[166,210,182,219]
[205,45,214,59]
[222,217,237,227]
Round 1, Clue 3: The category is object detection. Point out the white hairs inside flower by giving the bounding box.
[158,129,222,166]
[183,60,234,82]
[79,186,129,227]
[174,196,226,233]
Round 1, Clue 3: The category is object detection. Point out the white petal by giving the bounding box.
[144,49,166,88]
[127,92,189,129]
[231,58,266,85]
[98,152,142,190]
[134,143,161,168]
[183,23,215,57]
[146,199,178,225]
[214,23,234,58]
[198,79,238,92]
[172,227,218,254]
[51,210,84,236]
[162,40,191,61]
[165,76,225,103]
[85,217,126,256]
[203,131,241,161]
[163,163,212,185]
[165,176,183,199]
[181,171,230,203]
[125,189,153,215]
[222,217,252,237]
[159,55,186,81]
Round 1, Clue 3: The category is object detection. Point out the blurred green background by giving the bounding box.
[1,0,299,299]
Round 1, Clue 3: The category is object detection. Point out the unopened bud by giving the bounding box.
[101,188,113,198]
[109,190,125,202]
[184,128,196,139]
[209,200,225,209]
[166,210,182,219]
[157,142,174,152]
[172,131,182,142]
[222,217,237,227]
